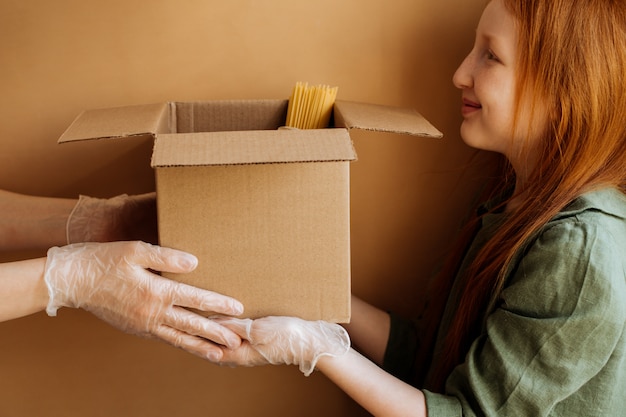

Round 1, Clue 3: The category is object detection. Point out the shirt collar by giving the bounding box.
[556,187,626,221]
[477,186,626,226]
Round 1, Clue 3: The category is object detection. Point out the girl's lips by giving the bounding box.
[461,98,481,116]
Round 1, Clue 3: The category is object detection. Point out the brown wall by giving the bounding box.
[0,1,496,415]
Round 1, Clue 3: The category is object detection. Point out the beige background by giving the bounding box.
[0,0,496,416]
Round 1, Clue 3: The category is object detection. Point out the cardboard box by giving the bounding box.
[58,99,442,322]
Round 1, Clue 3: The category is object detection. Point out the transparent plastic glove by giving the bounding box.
[44,241,244,361]
[217,316,350,376]
[66,192,158,244]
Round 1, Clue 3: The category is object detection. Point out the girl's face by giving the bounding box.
[453,0,539,165]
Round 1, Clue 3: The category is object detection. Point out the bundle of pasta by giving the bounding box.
[285,82,338,129]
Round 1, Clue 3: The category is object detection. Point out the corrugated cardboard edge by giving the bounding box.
[58,102,169,143]
[151,128,357,167]
[57,99,443,144]
[334,100,443,138]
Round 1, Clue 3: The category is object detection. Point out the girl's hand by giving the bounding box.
[217,316,350,376]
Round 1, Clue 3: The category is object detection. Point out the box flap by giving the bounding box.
[151,128,356,167]
[58,103,169,143]
[333,100,443,138]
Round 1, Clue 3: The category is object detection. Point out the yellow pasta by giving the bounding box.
[285,82,338,129]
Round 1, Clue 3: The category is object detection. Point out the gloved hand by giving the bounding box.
[66,192,158,245]
[216,316,350,376]
[44,241,244,361]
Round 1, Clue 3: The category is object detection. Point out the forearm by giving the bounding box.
[0,190,75,251]
[0,257,48,321]
[317,348,427,417]
[343,295,391,365]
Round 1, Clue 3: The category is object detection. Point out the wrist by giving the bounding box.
[0,257,49,321]
[299,320,351,376]
[43,245,83,316]
[344,296,391,365]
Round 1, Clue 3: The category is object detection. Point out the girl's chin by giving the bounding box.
[460,127,486,150]
[460,125,502,153]
[460,134,498,153]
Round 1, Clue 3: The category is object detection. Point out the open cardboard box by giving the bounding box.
[58,99,442,322]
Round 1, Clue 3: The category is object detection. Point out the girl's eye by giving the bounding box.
[486,49,500,62]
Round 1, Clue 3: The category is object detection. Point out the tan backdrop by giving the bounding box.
[0,1,495,416]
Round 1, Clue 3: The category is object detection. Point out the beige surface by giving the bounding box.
[0,0,495,415]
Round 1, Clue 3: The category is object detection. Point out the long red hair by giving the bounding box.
[427,0,626,391]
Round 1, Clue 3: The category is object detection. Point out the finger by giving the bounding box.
[131,241,198,273]
[129,243,244,316]
[164,307,242,348]
[213,317,253,340]
[153,324,225,362]
[218,342,267,367]
[170,283,244,316]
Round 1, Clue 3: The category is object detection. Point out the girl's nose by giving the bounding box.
[453,53,474,89]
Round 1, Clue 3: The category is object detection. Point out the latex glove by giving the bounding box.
[44,241,244,361]
[66,192,158,245]
[217,316,350,376]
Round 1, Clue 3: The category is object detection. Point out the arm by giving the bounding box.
[436,219,626,415]
[316,349,427,417]
[343,295,391,366]
[1,241,245,361]
[325,296,426,415]
[218,315,428,417]
[0,257,48,321]
[0,189,158,252]
[0,189,76,318]
[0,190,75,251]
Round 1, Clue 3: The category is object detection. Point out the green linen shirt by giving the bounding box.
[384,187,626,416]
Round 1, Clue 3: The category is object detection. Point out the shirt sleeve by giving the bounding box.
[425,216,626,416]
[383,311,420,383]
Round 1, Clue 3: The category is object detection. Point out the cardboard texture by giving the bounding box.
[59,99,441,322]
